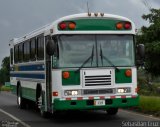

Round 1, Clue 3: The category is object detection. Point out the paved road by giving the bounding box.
[0,91,159,127]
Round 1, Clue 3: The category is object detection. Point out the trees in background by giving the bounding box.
[137,9,160,77]
[0,56,10,85]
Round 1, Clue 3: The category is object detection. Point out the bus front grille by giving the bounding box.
[85,75,112,86]
[83,89,114,95]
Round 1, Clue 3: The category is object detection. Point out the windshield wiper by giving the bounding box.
[100,44,120,72]
[76,45,94,72]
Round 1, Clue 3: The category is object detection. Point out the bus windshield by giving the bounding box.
[53,35,135,68]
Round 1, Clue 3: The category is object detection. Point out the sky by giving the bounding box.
[0,0,160,65]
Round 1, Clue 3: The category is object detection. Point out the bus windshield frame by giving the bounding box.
[52,34,135,68]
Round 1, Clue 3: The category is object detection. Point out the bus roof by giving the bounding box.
[10,13,135,45]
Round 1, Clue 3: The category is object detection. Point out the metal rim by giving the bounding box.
[18,95,21,106]
[17,88,21,106]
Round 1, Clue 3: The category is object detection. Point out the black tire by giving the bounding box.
[17,85,26,109]
[40,110,51,118]
[106,108,118,115]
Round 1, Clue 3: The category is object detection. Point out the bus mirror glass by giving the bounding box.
[136,44,145,66]
[46,40,55,56]
[137,44,145,58]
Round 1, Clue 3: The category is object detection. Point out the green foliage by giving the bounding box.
[137,9,160,76]
[0,85,11,91]
[139,96,160,117]
[137,70,160,96]
[126,96,160,117]
[0,56,10,84]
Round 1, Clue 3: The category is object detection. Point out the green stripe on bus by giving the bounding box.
[58,19,128,31]
[53,96,139,110]
[115,69,132,83]
[10,85,17,94]
[22,87,36,101]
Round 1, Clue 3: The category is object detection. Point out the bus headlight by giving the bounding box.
[117,88,131,93]
[64,90,81,96]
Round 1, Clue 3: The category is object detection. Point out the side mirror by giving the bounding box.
[137,44,145,58]
[136,44,145,66]
[46,39,55,56]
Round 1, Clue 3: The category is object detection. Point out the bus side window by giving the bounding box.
[18,43,23,62]
[37,36,44,60]
[14,45,18,63]
[10,48,13,64]
[30,38,36,61]
[24,41,30,62]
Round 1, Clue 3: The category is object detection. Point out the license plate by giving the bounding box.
[94,100,105,106]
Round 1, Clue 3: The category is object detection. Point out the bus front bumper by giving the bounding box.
[53,96,139,111]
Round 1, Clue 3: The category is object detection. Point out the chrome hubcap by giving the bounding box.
[18,94,21,105]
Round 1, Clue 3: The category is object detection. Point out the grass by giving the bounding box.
[0,85,11,92]
[137,96,160,117]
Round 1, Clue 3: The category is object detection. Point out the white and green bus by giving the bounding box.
[9,13,144,117]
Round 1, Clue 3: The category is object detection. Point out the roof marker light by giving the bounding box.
[59,22,67,30]
[94,13,98,17]
[88,13,91,16]
[100,13,104,17]
[116,23,123,30]
[68,22,76,30]
[124,22,131,29]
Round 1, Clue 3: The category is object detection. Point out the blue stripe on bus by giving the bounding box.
[10,73,45,79]
[13,64,45,71]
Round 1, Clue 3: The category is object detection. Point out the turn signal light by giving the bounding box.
[125,69,132,77]
[62,71,70,79]
[68,22,76,30]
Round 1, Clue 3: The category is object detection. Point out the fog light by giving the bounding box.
[117,88,131,93]
[118,89,125,93]
[64,90,81,96]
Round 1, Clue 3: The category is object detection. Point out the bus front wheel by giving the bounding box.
[17,85,26,109]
